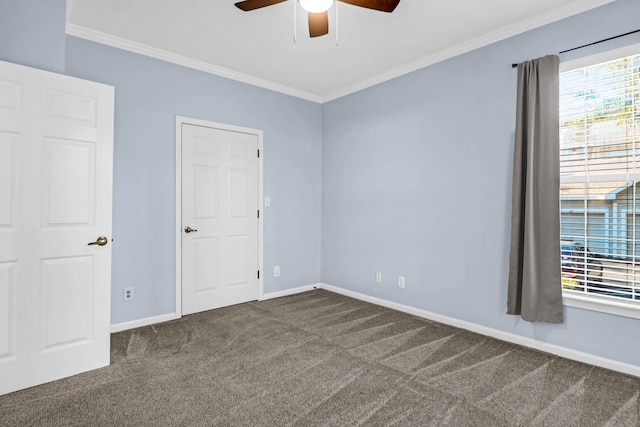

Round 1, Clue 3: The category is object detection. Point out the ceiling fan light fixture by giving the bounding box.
[299,0,334,13]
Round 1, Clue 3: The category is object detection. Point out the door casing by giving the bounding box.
[175,116,264,317]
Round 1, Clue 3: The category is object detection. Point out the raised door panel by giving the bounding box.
[0,133,16,228]
[43,138,95,227]
[0,79,21,114]
[193,237,219,293]
[194,166,218,219]
[228,236,249,287]
[0,262,15,361]
[194,136,219,155]
[228,168,249,218]
[45,89,97,127]
[40,257,93,350]
[42,85,100,143]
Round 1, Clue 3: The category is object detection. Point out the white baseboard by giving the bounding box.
[317,283,640,378]
[109,284,320,333]
[110,312,181,333]
[260,284,319,301]
[107,282,640,377]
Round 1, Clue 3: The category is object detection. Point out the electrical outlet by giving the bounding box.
[274,265,280,277]
[123,287,135,301]
[398,276,405,289]
[375,272,382,283]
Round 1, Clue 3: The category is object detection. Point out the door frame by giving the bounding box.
[174,116,264,317]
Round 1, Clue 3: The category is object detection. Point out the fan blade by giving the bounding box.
[338,0,400,12]
[235,0,287,11]
[308,11,329,37]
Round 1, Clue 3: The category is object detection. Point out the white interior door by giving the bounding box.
[181,123,259,315]
[0,60,114,395]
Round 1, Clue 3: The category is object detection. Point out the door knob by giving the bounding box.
[184,227,198,233]
[88,236,108,246]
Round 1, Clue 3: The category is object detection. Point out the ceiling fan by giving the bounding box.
[234,0,401,38]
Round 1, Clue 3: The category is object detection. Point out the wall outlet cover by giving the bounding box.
[398,276,405,289]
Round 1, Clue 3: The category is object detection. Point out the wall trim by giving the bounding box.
[66,0,614,104]
[65,23,323,104]
[322,0,615,102]
[108,281,640,377]
[110,284,317,332]
[563,292,640,321]
[111,313,180,333]
[260,284,319,301]
[316,283,640,378]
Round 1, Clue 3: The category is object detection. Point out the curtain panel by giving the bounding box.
[507,55,563,323]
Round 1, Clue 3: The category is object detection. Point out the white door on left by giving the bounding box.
[0,60,114,395]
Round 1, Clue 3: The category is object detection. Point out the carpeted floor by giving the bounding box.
[1,289,639,426]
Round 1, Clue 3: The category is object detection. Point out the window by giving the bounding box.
[559,46,640,316]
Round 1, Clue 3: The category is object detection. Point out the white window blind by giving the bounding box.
[560,52,640,305]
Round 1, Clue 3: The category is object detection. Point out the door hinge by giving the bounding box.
[257,210,260,218]
[257,149,260,158]
[257,270,260,279]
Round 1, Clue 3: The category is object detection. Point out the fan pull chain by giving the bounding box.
[293,0,297,43]
[335,1,339,46]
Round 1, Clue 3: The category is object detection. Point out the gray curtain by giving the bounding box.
[507,55,563,323]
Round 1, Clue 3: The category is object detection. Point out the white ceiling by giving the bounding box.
[66,0,613,102]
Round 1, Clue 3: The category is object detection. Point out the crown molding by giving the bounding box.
[320,0,615,102]
[67,0,613,104]
[65,23,324,103]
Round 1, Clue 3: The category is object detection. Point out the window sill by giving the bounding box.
[563,291,640,320]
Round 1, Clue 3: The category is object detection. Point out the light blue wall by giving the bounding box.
[2,0,640,368]
[64,39,322,323]
[0,0,66,73]
[321,0,640,367]
[0,0,322,325]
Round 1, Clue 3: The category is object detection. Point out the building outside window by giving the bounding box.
[560,46,640,316]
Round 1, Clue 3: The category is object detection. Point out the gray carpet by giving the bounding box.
[1,289,639,426]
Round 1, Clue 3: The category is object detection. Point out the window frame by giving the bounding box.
[559,42,640,320]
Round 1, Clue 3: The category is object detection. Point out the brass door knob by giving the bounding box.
[184,227,198,233]
[88,236,108,246]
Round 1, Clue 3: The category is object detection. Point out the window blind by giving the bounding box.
[559,52,640,302]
